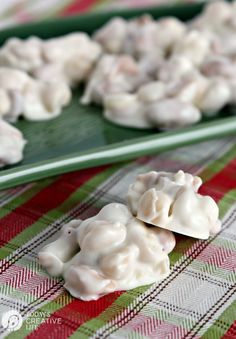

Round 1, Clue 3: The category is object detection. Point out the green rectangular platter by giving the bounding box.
[0,1,236,190]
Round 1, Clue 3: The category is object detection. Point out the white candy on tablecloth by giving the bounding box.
[127,170,221,239]
[39,203,175,301]
[38,220,82,276]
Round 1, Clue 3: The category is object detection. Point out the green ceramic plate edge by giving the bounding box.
[0,1,236,190]
[1,117,236,190]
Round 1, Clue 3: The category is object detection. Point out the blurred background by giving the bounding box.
[0,0,205,29]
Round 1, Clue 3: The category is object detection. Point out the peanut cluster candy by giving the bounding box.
[81,54,150,105]
[0,67,71,122]
[127,170,221,239]
[0,33,102,87]
[39,203,175,301]
[94,15,185,58]
[39,170,221,301]
[104,81,201,129]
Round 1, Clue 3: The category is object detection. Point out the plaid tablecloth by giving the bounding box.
[0,138,236,338]
[0,1,236,338]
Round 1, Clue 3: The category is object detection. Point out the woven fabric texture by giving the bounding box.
[0,0,235,338]
[0,137,235,338]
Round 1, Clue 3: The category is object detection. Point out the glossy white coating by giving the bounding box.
[39,203,176,301]
[0,119,26,167]
[0,67,71,121]
[94,15,185,57]
[0,33,101,87]
[94,1,236,126]
[39,33,102,86]
[173,30,210,66]
[158,56,195,83]
[147,98,201,129]
[0,36,43,72]
[81,54,149,105]
[104,81,201,129]
[38,220,82,276]
[127,170,221,239]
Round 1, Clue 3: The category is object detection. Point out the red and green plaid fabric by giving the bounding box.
[0,1,236,338]
[0,136,236,338]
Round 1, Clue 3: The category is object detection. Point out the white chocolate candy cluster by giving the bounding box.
[104,80,202,129]
[2,1,236,168]
[39,203,175,301]
[94,15,186,58]
[104,68,232,128]
[81,54,150,105]
[0,66,71,166]
[0,119,26,167]
[39,170,221,301]
[0,33,100,167]
[0,33,102,86]
[0,68,71,122]
[127,170,221,239]
[92,1,236,128]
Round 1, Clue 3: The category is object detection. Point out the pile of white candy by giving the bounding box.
[0,33,101,167]
[92,0,236,128]
[1,1,236,167]
[39,170,221,301]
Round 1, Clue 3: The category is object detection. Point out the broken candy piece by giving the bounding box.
[127,170,202,215]
[39,203,175,301]
[127,170,221,239]
[0,119,26,167]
